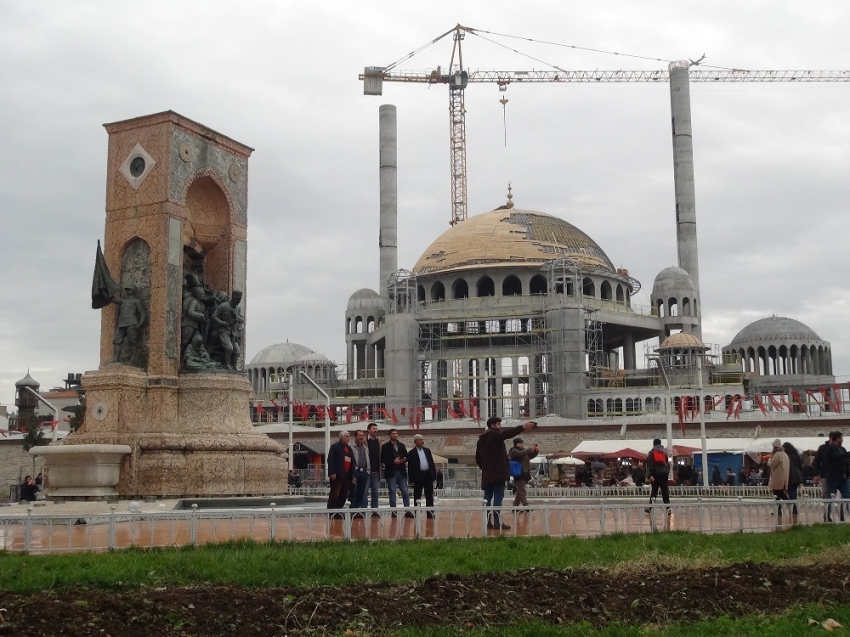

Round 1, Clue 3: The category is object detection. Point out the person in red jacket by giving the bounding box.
[475,416,536,530]
[326,431,354,510]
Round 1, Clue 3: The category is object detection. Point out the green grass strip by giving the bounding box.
[1,524,849,593]
[384,603,850,636]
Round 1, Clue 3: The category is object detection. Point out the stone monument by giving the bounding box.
[56,111,288,497]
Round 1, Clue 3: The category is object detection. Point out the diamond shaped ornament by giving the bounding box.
[119,143,156,190]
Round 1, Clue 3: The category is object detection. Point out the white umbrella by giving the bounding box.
[529,456,547,465]
[552,457,585,466]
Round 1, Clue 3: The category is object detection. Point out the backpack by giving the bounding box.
[509,460,523,478]
[650,449,668,473]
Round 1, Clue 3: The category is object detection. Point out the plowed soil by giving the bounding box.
[1,562,848,636]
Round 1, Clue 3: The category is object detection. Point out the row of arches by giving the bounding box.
[346,316,377,335]
[587,394,737,417]
[655,296,698,318]
[417,274,630,304]
[248,364,335,394]
[729,344,832,377]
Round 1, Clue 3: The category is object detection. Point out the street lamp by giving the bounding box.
[299,370,331,481]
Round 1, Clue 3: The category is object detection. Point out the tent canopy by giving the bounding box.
[600,448,646,462]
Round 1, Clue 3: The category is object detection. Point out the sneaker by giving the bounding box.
[644,508,651,514]
[404,511,415,519]
[499,523,511,530]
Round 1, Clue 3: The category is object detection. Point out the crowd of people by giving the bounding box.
[323,416,537,528]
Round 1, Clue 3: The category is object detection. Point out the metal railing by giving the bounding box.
[1,495,847,554]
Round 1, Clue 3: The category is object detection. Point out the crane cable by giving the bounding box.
[466,27,676,64]
[384,27,456,72]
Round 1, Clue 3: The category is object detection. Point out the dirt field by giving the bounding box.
[1,561,848,635]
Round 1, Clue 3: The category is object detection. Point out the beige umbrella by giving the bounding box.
[432,453,449,464]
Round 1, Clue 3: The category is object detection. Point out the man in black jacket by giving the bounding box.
[326,431,354,510]
[407,434,437,509]
[366,423,382,510]
[824,431,850,522]
[381,429,410,509]
[645,439,670,512]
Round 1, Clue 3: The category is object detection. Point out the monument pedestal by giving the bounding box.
[63,369,288,497]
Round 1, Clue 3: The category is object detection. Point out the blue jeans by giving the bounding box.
[484,481,505,525]
[826,478,850,522]
[387,473,410,508]
[368,471,381,508]
[351,469,370,508]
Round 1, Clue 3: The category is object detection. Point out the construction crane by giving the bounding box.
[360,24,850,229]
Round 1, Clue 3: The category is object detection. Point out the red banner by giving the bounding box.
[753,394,768,416]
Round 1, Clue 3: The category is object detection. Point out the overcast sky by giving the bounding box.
[2,2,849,407]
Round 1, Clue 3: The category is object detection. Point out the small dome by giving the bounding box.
[248,342,314,368]
[652,267,695,297]
[15,371,40,389]
[659,333,706,350]
[347,288,386,312]
[729,316,823,346]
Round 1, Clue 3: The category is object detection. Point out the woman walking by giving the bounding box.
[783,441,804,524]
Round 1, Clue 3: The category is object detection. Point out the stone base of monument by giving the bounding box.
[30,444,131,500]
[54,368,289,498]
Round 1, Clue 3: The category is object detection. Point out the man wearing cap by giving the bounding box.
[475,416,536,530]
[407,434,437,510]
[768,438,790,523]
[509,438,539,509]
[645,438,670,512]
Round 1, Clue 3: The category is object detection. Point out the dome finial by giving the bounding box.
[505,182,514,209]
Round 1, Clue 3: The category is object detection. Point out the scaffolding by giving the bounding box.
[414,258,596,422]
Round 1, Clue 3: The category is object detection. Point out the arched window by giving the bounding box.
[477,276,495,297]
[502,275,522,296]
[346,317,351,334]
[505,319,522,332]
[582,278,595,298]
[668,297,678,317]
[682,297,690,316]
[355,316,363,334]
[656,299,665,318]
[431,281,445,301]
[600,281,612,300]
[452,279,469,299]
[530,274,547,295]
[367,316,375,333]
[693,299,698,316]
[417,285,425,303]
[616,284,624,303]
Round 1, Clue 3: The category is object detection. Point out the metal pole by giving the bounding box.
[26,387,59,443]
[698,355,709,487]
[299,371,331,481]
[653,356,674,473]
[288,371,294,473]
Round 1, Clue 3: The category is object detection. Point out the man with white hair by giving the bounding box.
[407,433,437,510]
[327,430,354,510]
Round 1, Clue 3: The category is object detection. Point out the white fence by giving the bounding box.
[1,496,847,554]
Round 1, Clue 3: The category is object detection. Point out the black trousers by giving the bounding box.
[327,476,352,510]
[649,477,670,505]
[412,479,434,507]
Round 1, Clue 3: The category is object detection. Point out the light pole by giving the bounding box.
[697,354,709,487]
[299,370,331,481]
[652,355,674,474]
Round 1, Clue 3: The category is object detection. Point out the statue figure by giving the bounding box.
[107,283,147,365]
[211,290,243,370]
[182,333,222,372]
[181,274,207,361]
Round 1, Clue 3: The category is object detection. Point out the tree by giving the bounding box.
[21,415,48,451]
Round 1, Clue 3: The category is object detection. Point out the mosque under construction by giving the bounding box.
[247,89,838,433]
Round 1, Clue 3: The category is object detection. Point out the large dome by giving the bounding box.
[413,208,615,275]
[729,316,822,345]
[248,342,314,368]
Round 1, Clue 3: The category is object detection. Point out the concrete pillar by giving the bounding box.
[379,105,398,299]
[511,357,520,420]
[669,62,702,338]
[623,332,636,370]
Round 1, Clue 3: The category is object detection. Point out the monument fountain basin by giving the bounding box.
[30,444,131,499]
